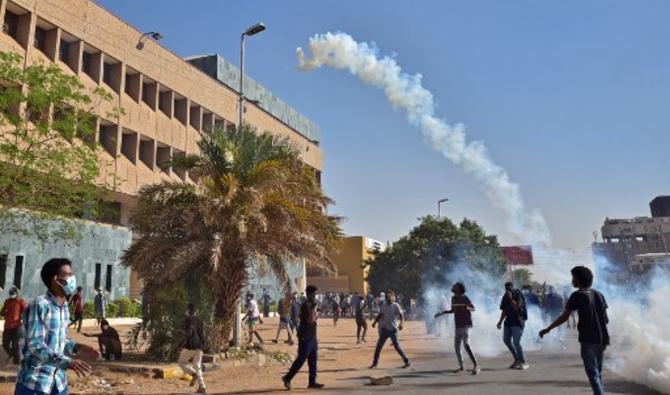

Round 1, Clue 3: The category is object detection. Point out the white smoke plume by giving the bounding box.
[296,32,670,394]
[297,32,551,247]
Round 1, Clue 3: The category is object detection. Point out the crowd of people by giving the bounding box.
[2,258,610,395]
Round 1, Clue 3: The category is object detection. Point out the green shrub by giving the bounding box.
[83,301,96,319]
[114,296,142,318]
[106,302,119,318]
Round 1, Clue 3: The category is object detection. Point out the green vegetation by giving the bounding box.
[123,125,342,353]
[366,216,507,298]
[0,51,122,244]
[82,296,142,319]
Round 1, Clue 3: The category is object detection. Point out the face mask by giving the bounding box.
[60,276,77,296]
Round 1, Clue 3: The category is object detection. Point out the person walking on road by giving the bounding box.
[273,293,294,345]
[243,293,264,344]
[354,296,368,344]
[16,258,100,395]
[497,281,529,370]
[1,286,28,365]
[370,290,411,369]
[289,292,300,334]
[94,287,107,327]
[282,285,325,390]
[178,303,207,394]
[540,266,610,395]
[68,286,84,333]
[434,282,480,375]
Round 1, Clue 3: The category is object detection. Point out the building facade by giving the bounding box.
[0,0,321,300]
[307,236,385,295]
[592,196,670,280]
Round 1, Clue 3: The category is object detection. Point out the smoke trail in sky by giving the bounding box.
[296,32,551,247]
[296,32,670,394]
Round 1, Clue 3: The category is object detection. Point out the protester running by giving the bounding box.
[434,282,480,375]
[370,290,411,369]
[1,286,28,365]
[243,292,264,344]
[273,292,295,345]
[497,281,529,370]
[540,266,610,395]
[282,285,324,390]
[178,303,207,394]
[16,258,100,395]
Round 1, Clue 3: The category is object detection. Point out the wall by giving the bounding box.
[0,215,132,302]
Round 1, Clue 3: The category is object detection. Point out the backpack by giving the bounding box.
[513,290,528,321]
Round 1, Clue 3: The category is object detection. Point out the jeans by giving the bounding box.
[15,383,68,395]
[2,327,22,364]
[178,348,205,388]
[372,328,410,366]
[285,337,318,385]
[581,343,606,395]
[503,325,525,363]
[454,327,477,367]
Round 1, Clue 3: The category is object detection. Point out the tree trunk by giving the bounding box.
[209,252,248,351]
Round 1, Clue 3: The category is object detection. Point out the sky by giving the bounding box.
[97,0,670,250]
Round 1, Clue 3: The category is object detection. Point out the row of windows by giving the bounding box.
[0,254,113,292]
[2,1,235,136]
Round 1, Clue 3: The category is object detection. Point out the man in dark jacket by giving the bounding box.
[83,319,122,361]
[178,303,206,393]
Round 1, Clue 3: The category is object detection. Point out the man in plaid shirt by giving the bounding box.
[15,258,100,395]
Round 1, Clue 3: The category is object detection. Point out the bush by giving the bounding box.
[81,297,142,319]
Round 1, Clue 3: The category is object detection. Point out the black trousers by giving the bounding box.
[2,327,21,364]
[285,337,318,385]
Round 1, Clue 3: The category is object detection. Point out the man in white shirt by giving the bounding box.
[369,291,411,369]
[243,292,264,344]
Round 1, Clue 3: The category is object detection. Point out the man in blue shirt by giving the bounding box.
[16,258,100,395]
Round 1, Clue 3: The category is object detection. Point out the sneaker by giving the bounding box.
[307,383,325,389]
[472,366,481,375]
[508,360,520,369]
[356,340,361,344]
[369,363,377,369]
[361,338,367,343]
[452,367,465,374]
[515,363,529,370]
[282,376,291,390]
[196,386,207,394]
[272,339,279,344]
[190,376,197,387]
[402,361,412,369]
[288,340,294,346]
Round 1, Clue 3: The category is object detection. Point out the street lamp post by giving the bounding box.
[437,198,449,218]
[238,22,266,128]
[234,22,266,348]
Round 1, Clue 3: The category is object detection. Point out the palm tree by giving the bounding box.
[123,125,341,350]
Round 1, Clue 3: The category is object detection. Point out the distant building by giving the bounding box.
[307,236,385,294]
[592,196,670,279]
[631,253,670,274]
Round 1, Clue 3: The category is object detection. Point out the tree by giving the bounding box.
[0,52,119,243]
[510,268,533,285]
[123,125,342,352]
[366,216,507,298]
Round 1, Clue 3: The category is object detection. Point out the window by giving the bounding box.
[0,253,7,290]
[13,255,23,289]
[3,10,18,40]
[103,62,113,87]
[59,39,69,63]
[34,26,46,53]
[82,52,93,76]
[94,263,101,290]
[105,264,112,293]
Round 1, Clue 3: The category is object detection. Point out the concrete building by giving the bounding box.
[307,236,385,295]
[592,196,670,279]
[0,0,321,301]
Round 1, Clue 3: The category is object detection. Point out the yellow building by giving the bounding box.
[0,0,321,299]
[307,236,385,295]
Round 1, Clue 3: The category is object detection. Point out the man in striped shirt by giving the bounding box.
[15,258,100,395]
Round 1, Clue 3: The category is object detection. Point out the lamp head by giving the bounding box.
[244,23,266,36]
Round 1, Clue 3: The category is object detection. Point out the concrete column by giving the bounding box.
[44,28,60,62]
[90,52,103,84]
[16,11,34,50]
[68,40,83,74]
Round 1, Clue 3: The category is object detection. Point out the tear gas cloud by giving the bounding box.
[297,32,670,393]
